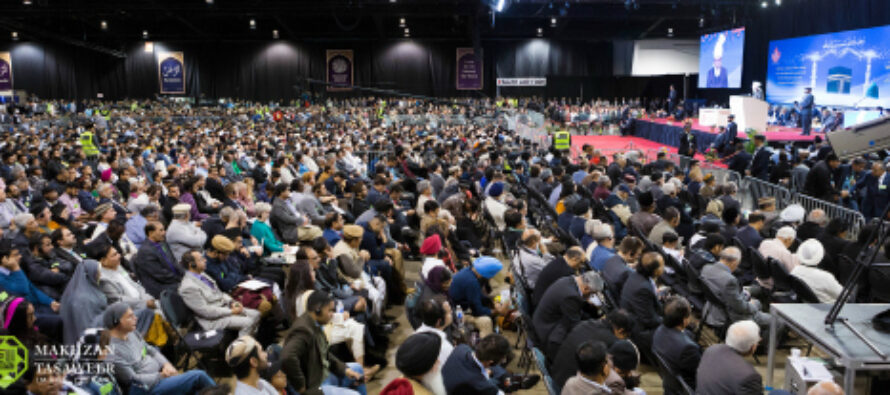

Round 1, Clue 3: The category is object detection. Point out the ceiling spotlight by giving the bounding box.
[536,27,543,37]
[144,41,154,53]
[205,0,213,4]
[11,32,18,41]
[272,29,279,39]
[698,16,704,28]
[22,0,32,5]
[142,30,149,39]
[775,0,781,5]
[100,20,108,30]
[761,1,768,8]
[399,18,406,27]
[550,17,557,27]
[485,0,506,12]
[249,19,257,30]
[390,0,397,3]
[667,27,674,37]
[496,0,505,12]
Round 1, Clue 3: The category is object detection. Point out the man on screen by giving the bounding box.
[706,34,729,88]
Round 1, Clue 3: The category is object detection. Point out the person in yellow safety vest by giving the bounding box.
[552,130,571,151]
[79,130,100,157]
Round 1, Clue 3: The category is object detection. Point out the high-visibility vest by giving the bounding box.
[553,131,571,150]
[80,131,99,156]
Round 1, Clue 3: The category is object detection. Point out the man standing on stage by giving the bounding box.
[799,87,814,136]
[668,85,678,112]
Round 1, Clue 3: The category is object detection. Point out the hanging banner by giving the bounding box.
[326,49,354,91]
[496,78,547,87]
[0,52,12,93]
[158,52,186,94]
[456,47,483,90]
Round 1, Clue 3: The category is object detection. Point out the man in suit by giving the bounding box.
[799,87,815,136]
[736,212,765,250]
[178,249,260,336]
[551,310,633,389]
[133,221,183,298]
[806,154,844,202]
[855,161,890,219]
[653,297,702,393]
[165,203,207,263]
[601,236,643,299]
[442,334,512,395]
[667,85,678,112]
[532,246,587,307]
[696,320,763,395]
[269,183,315,244]
[678,123,696,157]
[701,247,771,330]
[619,252,664,350]
[560,341,613,395]
[726,142,753,175]
[533,271,604,359]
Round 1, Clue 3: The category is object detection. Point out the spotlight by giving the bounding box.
[550,17,557,27]
[496,0,505,12]
[536,27,543,37]
[698,16,704,28]
[144,41,154,53]
[249,19,257,30]
[667,27,674,37]
[485,0,506,12]
[22,0,32,5]
[11,32,18,41]
[761,1,768,8]
[272,29,279,39]
[404,28,410,35]
[399,18,406,28]
[142,30,149,39]
[205,0,213,4]
[775,0,781,5]
[100,20,108,30]
[390,0,397,3]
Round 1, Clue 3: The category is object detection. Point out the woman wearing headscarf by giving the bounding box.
[409,266,453,329]
[60,259,155,344]
[1,297,50,347]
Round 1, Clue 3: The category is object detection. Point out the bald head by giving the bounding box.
[521,229,541,248]
[807,380,843,395]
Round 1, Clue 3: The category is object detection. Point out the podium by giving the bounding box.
[729,95,769,133]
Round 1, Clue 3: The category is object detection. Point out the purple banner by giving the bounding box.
[158,52,185,94]
[456,48,483,90]
[0,52,12,92]
[326,49,354,91]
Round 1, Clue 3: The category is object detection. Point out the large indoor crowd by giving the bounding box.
[0,96,876,395]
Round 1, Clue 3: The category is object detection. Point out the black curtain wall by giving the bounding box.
[1,38,610,101]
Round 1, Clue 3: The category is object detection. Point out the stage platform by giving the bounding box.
[644,117,822,143]
[570,135,726,168]
[629,118,821,155]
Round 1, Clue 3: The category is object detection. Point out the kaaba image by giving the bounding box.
[827,66,852,94]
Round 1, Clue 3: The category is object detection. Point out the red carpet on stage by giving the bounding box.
[644,117,821,143]
[570,135,726,168]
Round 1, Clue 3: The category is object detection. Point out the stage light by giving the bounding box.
[22,0,32,5]
[272,29,279,39]
[667,27,674,37]
[142,30,149,39]
[11,32,18,41]
[536,27,543,37]
[761,1,768,8]
[100,20,108,30]
[144,41,154,53]
[390,0,397,3]
[698,16,704,28]
[249,19,257,30]
[205,0,213,4]
[399,18,406,28]
[496,0,505,12]
[404,28,410,35]
[775,0,781,5]
[550,17,557,27]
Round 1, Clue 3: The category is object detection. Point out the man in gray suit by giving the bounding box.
[700,247,771,331]
[269,183,318,244]
[178,249,260,337]
[165,203,207,263]
[696,320,763,395]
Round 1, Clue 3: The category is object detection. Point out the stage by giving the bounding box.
[570,135,725,168]
[630,118,821,154]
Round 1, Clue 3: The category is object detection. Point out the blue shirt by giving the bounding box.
[323,228,342,247]
[125,214,148,249]
[0,267,54,307]
[449,268,491,316]
[590,244,615,272]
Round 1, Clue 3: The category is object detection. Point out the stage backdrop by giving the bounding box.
[326,49,354,91]
[0,52,11,93]
[158,52,185,94]
[766,24,890,107]
[456,47,483,90]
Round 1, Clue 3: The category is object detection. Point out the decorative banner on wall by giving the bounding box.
[0,52,12,93]
[456,48,483,90]
[326,49,354,91]
[496,78,547,87]
[158,52,186,94]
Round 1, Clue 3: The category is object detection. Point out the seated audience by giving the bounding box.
[696,320,762,395]
[701,247,771,330]
[534,271,604,359]
[381,332,447,395]
[561,341,613,395]
[792,239,843,303]
[653,296,701,392]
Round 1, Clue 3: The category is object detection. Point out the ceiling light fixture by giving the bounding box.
[206,0,213,4]
[100,20,108,30]
[142,30,149,39]
[550,17,557,27]
[667,27,674,37]
[11,32,18,40]
[761,1,768,8]
[249,19,257,30]
[699,16,704,28]
[272,29,279,39]
[399,18,406,28]
[536,27,543,37]
[23,0,32,5]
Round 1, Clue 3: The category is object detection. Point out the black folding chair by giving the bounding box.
[697,280,731,342]
[652,348,695,395]
[749,247,771,283]
[789,275,821,303]
[159,290,233,372]
[769,258,794,292]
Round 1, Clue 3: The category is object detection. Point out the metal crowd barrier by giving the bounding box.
[790,193,867,240]
[738,176,793,212]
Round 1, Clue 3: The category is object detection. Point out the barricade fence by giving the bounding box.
[790,192,867,240]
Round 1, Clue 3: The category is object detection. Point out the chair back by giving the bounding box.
[789,275,820,303]
[160,289,195,330]
[769,258,793,292]
[653,348,695,395]
[749,247,771,281]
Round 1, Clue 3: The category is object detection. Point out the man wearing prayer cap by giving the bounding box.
[707,32,729,88]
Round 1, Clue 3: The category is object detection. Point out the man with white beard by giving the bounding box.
[380,332,447,395]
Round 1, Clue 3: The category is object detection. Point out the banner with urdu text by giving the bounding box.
[456,47,483,90]
[158,52,186,94]
[0,52,12,93]
[326,49,354,91]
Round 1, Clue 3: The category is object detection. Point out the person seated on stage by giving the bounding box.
[672,103,687,121]
[104,302,215,395]
[696,320,762,395]
[178,249,261,337]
